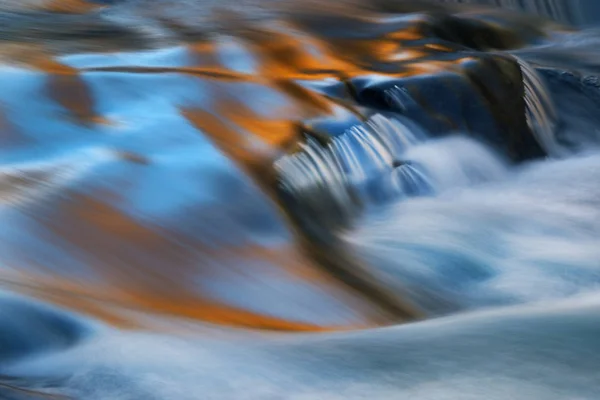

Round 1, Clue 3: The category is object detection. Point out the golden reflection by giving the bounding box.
[0,3,546,332]
[6,49,102,125]
[1,191,389,331]
[0,271,346,331]
[15,0,105,14]
[44,0,104,13]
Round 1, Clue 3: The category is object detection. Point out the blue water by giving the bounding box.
[1,292,600,399]
[2,0,600,399]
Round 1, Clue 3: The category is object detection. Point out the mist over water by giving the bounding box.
[1,0,600,399]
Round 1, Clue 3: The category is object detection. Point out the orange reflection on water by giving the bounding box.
[44,0,104,14]
[0,2,547,332]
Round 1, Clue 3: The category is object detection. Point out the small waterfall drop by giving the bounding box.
[276,113,511,231]
[515,56,561,157]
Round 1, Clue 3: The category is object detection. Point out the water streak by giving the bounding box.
[0,1,600,398]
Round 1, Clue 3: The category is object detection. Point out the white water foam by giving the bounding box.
[345,150,600,313]
[276,114,508,231]
[4,293,600,399]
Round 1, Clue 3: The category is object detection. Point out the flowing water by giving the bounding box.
[1,0,600,398]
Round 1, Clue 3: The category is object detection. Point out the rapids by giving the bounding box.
[1,0,600,398]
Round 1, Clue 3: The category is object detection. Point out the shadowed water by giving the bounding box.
[1,0,600,398]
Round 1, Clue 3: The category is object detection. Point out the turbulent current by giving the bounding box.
[1,0,600,399]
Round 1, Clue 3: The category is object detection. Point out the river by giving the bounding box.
[0,0,600,398]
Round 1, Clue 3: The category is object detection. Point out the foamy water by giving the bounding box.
[1,0,600,399]
[347,146,600,313]
[2,292,600,399]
